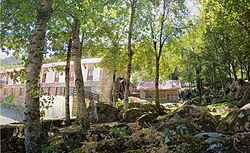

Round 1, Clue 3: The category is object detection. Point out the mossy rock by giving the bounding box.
[1,137,25,153]
[123,108,145,122]
[88,102,119,123]
[217,103,250,133]
[137,112,158,126]
[166,105,218,132]
[0,125,17,140]
[157,118,202,134]
[117,102,144,111]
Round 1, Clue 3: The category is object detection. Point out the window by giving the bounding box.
[42,70,47,83]
[19,88,24,96]
[70,71,75,81]
[59,87,65,95]
[87,65,94,81]
[6,76,9,85]
[69,88,75,95]
[11,88,15,95]
[54,72,59,82]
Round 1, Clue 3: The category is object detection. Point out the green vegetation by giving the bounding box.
[201,101,237,109]
[0,57,22,69]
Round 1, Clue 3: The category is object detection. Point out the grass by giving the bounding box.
[201,101,237,120]
[201,101,237,109]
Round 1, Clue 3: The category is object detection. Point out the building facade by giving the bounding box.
[0,58,113,118]
[137,79,180,103]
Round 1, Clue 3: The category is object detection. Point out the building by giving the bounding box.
[137,79,181,103]
[0,58,113,118]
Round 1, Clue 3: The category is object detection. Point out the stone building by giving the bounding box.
[137,79,181,103]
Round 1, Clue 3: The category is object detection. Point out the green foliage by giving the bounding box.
[201,101,237,109]
[42,138,65,153]
[111,126,130,139]
[115,98,123,108]
[0,56,22,69]
[0,95,15,106]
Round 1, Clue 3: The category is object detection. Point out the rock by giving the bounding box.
[232,132,250,153]
[217,104,250,133]
[213,115,221,120]
[0,137,25,153]
[182,97,201,106]
[159,105,218,133]
[191,97,202,105]
[123,108,145,122]
[211,107,217,112]
[0,125,18,140]
[88,102,119,123]
[157,118,201,134]
[63,130,86,150]
[117,102,143,111]
[194,132,225,143]
[202,95,211,105]
[137,112,158,126]
[206,143,224,153]
[241,103,250,110]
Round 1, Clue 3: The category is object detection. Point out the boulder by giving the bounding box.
[159,105,218,132]
[217,103,250,133]
[137,112,158,126]
[0,125,19,140]
[88,102,119,123]
[232,132,250,153]
[194,132,225,143]
[0,137,25,153]
[117,102,143,111]
[123,108,145,122]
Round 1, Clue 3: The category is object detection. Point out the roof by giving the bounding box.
[0,58,102,73]
[42,58,102,68]
[137,80,181,91]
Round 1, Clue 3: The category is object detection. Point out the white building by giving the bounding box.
[0,58,113,118]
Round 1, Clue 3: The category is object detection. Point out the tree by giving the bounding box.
[124,0,137,111]
[23,0,52,152]
[65,38,72,125]
[87,1,129,105]
[141,0,188,113]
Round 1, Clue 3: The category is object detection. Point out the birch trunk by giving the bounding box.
[65,38,72,125]
[124,0,137,111]
[72,18,89,131]
[24,0,52,152]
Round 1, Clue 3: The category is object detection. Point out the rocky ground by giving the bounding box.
[1,100,249,153]
[1,81,249,153]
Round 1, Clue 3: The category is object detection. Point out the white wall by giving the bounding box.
[41,95,74,118]
[46,68,55,83]
[93,67,100,81]
[59,72,65,82]
[82,65,88,81]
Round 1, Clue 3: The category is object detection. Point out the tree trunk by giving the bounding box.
[196,66,202,97]
[72,18,89,132]
[24,0,52,152]
[124,0,137,111]
[247,63,250,80]
[240,65,244,79]
[65,38,72,125]
[155,56,160,113]
[231,61,238,81]
[112,70,117,106]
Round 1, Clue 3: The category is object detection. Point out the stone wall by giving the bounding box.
[99,68,113,103]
